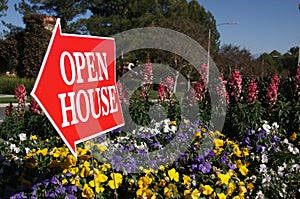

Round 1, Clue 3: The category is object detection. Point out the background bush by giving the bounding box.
[0,75,35,94]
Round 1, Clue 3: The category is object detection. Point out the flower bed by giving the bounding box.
[0,65,300,198]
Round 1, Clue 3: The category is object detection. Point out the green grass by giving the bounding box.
[0,95,31,104]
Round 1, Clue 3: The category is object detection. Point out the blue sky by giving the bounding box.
[1,0,300,55]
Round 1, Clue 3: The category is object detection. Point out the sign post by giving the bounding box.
[31,18,124,158]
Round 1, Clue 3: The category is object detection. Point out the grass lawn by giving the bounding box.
[0,95,31,104]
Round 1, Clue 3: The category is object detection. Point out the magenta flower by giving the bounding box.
[266,74,280,108]
[29,97,42,114]
[198,63,208,81]
[157,84,166,102]
[117,83,129,105]
[216,73,229,105]
[295,67,300,98]
[5,102,14,116]
[14,84,27,107]
[143,61,153,84]
[246,78,258,104]
[164,76,174,99]
[229,70,242,102]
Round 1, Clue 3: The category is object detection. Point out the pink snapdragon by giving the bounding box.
[117,83,129,105]
[164,76,174,99]
[14,84,27,107]
[295,67,300,92]
[246,78,258,104]
[216,73,229,105]
[157,84,166,102]
[266,74,280,108]
[229,70,242,102]
[198,63,208,81]
[5,102,14,116]
[143,61,153,84]
[29,97,42,114]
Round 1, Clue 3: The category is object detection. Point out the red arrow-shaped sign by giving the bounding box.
[31,18,124,158]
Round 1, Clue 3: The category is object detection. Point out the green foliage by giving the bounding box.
[0,75,35,94]
[17,14,52,78]
[0,0,7,17]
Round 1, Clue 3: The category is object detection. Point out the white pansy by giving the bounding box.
[18,133,27,141]
[25,147,31,154]
[259,164,267,173]
[272,122,279,129]
[262,123,271,133]
[261,153,268,163]
[283,138,289,144]
[277,165,285,176]
[255,190,265,199]
[291,164,300,172]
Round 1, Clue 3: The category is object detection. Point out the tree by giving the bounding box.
[216,44,255,77]
[15,0,87,32]
[0,0,7,18]
[16,14,52,77]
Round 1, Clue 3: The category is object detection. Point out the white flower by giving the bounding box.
[262,123,271,133]
[18,133,27,141]
[259,164,268,173]
[255,190,265,199]
[262,174,271,185]
[283,138,289,144]
[277,165,285,176]
[291,164,300,172]
[261,153,268,163]
[272,122,279,129]
[10,144,20,153]
[25,147,31,154]
[288,144,299,155]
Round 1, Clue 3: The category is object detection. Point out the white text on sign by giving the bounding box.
[57,51,118,128]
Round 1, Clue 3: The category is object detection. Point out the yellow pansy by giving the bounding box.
[235,159,243,169]
[88,180,105,193]
[191,189,199,199]
[239,185,247,195]
[226,182,236,196]
[290,132,297,141]
[233,146,242,157]
[202,185,214,195]
[247,183,254,190]
[164,187,171,198]
[110,173,123,184]
[183,175,192,185]
[168,168,179,182]
[138,175,153,189]
[66,155,77,166]
[101,163,111,171]
[184,189,191,196]
[82,184,95,198]
[62,179,68,185]
[37,148,48,156]
[241,148,249,157]
[195,131,202,138]
[70,177,80,186]
[80,166,91,178]
[239,165,249,176]
[217,193,226,199]
[218,173,230,185]
[63,167,79,175]
[171,121,176,125]
[96,143,107,152]
[159,165,165,171]
[214,139,224,147]
[77,148,88,156]
[30,135,37,140]
[214,147,224,155]
[97,173,108,183]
